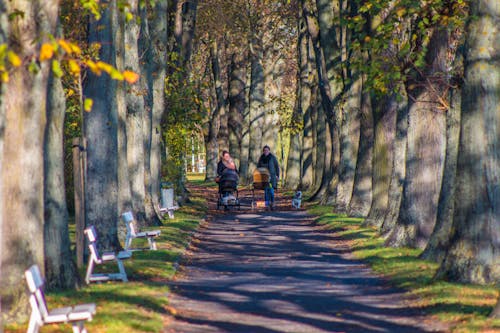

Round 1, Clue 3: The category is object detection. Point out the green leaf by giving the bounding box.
[52,60,63,77]
[84,98,93,112]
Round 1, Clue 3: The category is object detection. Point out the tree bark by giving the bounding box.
[298,23,315,190]
[114,6,133,242]
[228,52,246,166]
[144,1,168,223]
[0,0,59,323]
[84,0,120,251]
[348,74,374,217]
[421,85,461,262]
[386,28,448,249]
[0,1,6,322]
[437,0,500,284]
[334,79,361,213]
[248,26,265,178]
[491,297,500,319]
[44,68,77,290]
[212,39,228,152]
[380,99,408,236]
[364,95,398,227]
[124,0,147,227]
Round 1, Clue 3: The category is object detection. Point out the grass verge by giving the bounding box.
[6,182,206,333]
[308,205,500,332]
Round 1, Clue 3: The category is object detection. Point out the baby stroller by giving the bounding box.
[216,169,240,211]
[251,168,271,209]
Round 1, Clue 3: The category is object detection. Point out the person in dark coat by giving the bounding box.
[257,145,280,208]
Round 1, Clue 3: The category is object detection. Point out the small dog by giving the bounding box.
[292,190,302,209]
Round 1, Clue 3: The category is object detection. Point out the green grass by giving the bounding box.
[309,206,500,332]
[6,189,207,333]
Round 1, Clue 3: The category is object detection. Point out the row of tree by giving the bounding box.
[0,0,199,325]
[193,0,499,290]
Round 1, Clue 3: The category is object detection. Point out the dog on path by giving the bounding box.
[292,191,302,209]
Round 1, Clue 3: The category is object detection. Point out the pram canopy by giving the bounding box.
[253,167,270,190]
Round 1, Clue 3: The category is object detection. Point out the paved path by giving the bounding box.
[164,211,447,333]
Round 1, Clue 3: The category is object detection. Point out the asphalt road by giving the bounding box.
[164,210,447,333]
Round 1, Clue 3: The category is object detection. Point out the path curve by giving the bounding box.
[164,210,447,333]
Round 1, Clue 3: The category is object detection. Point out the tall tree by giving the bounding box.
[124,0,148,226]
[143,0,168,222]
[386,27,450,248]
[247,13,265,179]
[228,52,246,166]
[83,0,120,250]
[437,0,500,284]
[0,0,60,322]
[44,66,77,290]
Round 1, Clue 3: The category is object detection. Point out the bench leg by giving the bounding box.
[72,321,87,333]
[125,236,132,251]
[147,237,157,250]
[168,210,174,219]
[85,259,95,284]
[27,312,41,333]
[116,259,128,282]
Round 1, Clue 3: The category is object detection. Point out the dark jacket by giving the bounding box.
[257,153,280,189]
[217,160,239,183]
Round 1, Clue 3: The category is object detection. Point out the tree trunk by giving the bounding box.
[311,101,325,195]
[248,28,265,178]
[124,0,147,227]
[114,7,132,242]
[380,98,408,236]
[212,39,228,152]
[0,0,59,323]
[364,95,398,227]
[44,68,77,290]
[84,1,120,251]
[437,0,500,284]
[334,79,361,213]
[491,298,500,319]
[228,52,246,166]
[179,0,198,72]
[298,22,315,190]
[348,74,374,217]
[421,86,461,262]
[386,29,448,249]
[0,1,6,320]
[144,1,168,223]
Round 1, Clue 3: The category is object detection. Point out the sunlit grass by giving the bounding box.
[6,192,206,333]
[309,206,500,332]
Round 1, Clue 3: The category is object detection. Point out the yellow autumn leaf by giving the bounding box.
[110,68,124,81]
[1,71,9,82]
[39,43,54,62]
[396,8,406,17]
[85,60,101,75]
[68,59,81,75]
[7,51,21,67]
[58,39,72,54]
[70,43,82,55]
[123,70,139,84]
[84,98,93,112]
[96,61,113,74]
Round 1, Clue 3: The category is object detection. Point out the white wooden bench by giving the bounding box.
[159,188,179,219]
[84,226,132,284]
[121,211,161,251]
[25,264,96,333]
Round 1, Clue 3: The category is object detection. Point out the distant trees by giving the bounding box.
[287,0,500,290]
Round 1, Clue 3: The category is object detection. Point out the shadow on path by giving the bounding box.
[164,211,448,333]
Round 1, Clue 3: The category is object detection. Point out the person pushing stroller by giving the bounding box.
[257,145,280,210]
